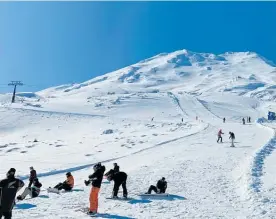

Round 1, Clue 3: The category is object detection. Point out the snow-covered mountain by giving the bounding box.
[1,50,276,218]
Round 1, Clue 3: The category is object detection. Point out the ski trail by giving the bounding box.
[196,98,221,119]
[251,125,276,193]
[167,92,188,117]
[18,124,209,181]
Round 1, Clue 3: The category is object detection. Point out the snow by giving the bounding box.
[1,49,276,218]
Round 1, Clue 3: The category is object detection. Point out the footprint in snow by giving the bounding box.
[0,144,9,148]
[85,154,93,157]
[6,148,20,153]
[26,145,35,148]
[9,143,17,146]
[20,151,27,154]
[55,145,64,147]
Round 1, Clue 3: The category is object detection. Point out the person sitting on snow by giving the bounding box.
[145,177,167,194]
[51,172,74,192]
[106,169,128,199]
[17,178,42,200]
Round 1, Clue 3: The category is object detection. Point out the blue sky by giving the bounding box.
[0,2,276,93]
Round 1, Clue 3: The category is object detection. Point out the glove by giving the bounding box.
[84,180,90,186]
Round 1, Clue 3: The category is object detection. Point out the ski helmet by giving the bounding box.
[66,172,71,176]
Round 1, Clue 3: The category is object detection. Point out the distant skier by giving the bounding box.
[0,168,24,219]
[229,132,235,147]
[217,129,224,143]
[249,117,251,123]
[242,118,245,125]
[49,172,74,192]
[151,117,154,122]
[106,169,128,199]
[145,177,167,194]
[223,118,226,123]
[17,178,42,200]
[28,166,37,187]
[84,163,105,216]
[181,118,184,123]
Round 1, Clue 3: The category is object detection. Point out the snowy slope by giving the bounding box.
[1,49,276,218]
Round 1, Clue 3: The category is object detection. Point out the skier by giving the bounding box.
[249,117,251,123]
[105,163,120,176]
[28,166,37,188]
[106,169,128,199]
[145,177,167,194]
[217,129,224,143]
[84,163,105,216]
[17,178,42,200]
[50,172,74,192]
[229,132,235,147]
[223,118,226,123]
[151,117,154,122]
[0,168,24,219]
[242,118,245,125]
[181,118,184,123]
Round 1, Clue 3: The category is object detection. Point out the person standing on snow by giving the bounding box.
[242,118,245,125]
[145,177,167,194]
[17,178,42,200]
[84,163,105,216]
[0,168,24,219]
[106,169,128,199]
[28,167,37,188]
[249,117,251,123]
[229,132,235,147]
[223,118,226,123]
[217,129,224,143]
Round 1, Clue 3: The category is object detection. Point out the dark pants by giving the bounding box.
[0,211,12,219]
[28,180,33,188]
[113,181,128,197]
[217,136,222,143]
[147,185,166,194]
[54,183,72,191]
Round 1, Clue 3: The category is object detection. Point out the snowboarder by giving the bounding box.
[105,163,120,176]
[28,166,37,188]
[242,118,245,125]
[145,177,167,194]
[229,132,235,147]
[50,172,74,192]
[106,169,128,199]
[0,168,24,219]
[223,118,226,123]
[217,129,224,143]
[17,178,42,200]
[84,163,105,216]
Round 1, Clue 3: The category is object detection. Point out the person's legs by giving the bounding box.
[122,181,128,197]
[112,183,120,197]
[89,187,100,213]
[147,185,157,194]
[54,183,63,190]
[3,212,12,219]
[19,187,32,199]
[63,183,72,191]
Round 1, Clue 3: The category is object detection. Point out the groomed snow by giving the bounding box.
[1,50,276,218]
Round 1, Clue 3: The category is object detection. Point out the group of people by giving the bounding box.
[0,163,168,217]
[217,129,236,147]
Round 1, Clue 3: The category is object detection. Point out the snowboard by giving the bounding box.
[139,193,170,197]
[105,197,132,201]
[47,187,60,194]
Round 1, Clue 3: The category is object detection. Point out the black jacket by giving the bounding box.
[229,133,235,139]
[29,170,37,182]
[114,165,120,173]
[157,180,167,193]
[89,166,105,188]
[0,176,24,212]
[112,172,127,184]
